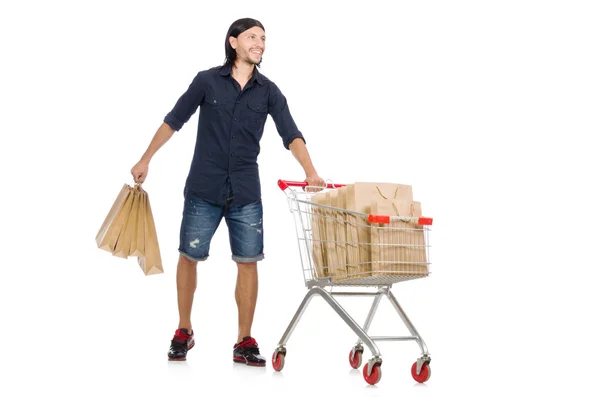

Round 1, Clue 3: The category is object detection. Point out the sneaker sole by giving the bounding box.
[233,357,266,367]
[168,340,195,361]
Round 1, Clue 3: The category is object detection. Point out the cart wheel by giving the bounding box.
[411,362,431,383]
[349,349,362,369]
[362,363,382,385]
[272,352,285,372]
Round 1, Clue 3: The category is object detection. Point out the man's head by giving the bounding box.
[225,18,265,68]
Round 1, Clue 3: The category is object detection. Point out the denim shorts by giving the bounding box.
[178,187,264,263]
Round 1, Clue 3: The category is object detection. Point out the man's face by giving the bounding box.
[231,26,266,66]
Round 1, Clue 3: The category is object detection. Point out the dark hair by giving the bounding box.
[224,18,265,67]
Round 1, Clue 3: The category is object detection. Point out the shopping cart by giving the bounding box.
[271,180,433,385]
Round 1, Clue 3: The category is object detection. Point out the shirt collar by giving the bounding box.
[220,64,264,85]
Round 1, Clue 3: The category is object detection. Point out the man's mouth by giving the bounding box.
[250,49,262,56]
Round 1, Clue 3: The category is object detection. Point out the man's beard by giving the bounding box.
[241,50,262,66]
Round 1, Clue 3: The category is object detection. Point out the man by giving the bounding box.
[130,18,325,366]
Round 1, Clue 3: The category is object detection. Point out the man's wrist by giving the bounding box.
[305,168,317,178]
[140,155,151,165]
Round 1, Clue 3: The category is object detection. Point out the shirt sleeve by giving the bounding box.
[163,71,207,131]
[268,82,306,149]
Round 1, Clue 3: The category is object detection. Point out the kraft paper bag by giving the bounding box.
[370,199,428,277]
[310,191,329,278]
[113,186,141,258]
[324,190,347,280]
[129,187,146,258]
[335,186,362,280]
[97,185,135,254]
[137,188,164,275]
[344,182,414,280]
[345,182,413,214]
[96,184,132,252]
[331,190,348,277]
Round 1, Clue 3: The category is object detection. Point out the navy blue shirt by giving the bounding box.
[163,64,305,206]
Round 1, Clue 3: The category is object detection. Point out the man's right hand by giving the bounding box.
[131,160,149,184]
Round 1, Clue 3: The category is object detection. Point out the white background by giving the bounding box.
[1,0,599,395]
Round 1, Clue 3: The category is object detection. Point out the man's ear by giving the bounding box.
[229,36,237,50]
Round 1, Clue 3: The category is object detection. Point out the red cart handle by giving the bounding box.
[278,179,346,190]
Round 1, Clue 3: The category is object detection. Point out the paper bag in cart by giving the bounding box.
[344,182,413,279]
[310,191,328,279]
[370,199,428,278]
[324,190,348,280]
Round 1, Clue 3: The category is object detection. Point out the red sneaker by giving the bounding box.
[168,328,195,361]
[233,336,266,367]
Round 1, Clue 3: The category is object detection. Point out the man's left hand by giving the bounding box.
[305,174,326,192]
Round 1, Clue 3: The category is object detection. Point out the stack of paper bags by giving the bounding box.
[309,182,428,282]
[310,190,348,280]
[95,183,164,275]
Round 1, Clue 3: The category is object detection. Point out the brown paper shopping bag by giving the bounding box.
[137,188,164,275]
[370,199,428,277]
[331,190,348,277]
[310,191,329,278]
[96,184,135,253]
[113,186,142,258]
[344,182,413,279]
[129,187,146,258]
[324,190,347,280]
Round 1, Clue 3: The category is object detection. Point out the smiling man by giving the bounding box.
[130,18,325,365]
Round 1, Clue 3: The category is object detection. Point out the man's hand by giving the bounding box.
[304,173,326,192]
[288,138,326,192]
[131,160,149,184]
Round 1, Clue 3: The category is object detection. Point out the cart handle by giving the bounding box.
[278,179,346,190]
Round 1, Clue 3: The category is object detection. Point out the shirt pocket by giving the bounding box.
[203,85,230,109]
[247,102,268,113]
[244,101,268,125]
[204,95,229,107]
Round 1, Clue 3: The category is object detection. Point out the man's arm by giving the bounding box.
[289,137,325,188]
[131,122,175,183]
[268,83,325,188]
[131,71,206,183]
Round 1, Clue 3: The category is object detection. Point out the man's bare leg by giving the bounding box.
[177,254,198,331]
[235,262,258,343]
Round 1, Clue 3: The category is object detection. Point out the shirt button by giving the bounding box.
[232,135,236,138]
[230,153,234,156]
[236,100,240,104]
[234,118,238,122]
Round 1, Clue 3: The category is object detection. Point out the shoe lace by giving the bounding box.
[171,338,187,351]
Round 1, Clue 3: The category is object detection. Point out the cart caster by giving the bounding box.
[348,346,363,369]
[362,360,382,385]
[411,360,431,383]
[272,349,286,372]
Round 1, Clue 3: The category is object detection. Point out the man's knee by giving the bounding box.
[237,261,257,269]
[179,253,198,266]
